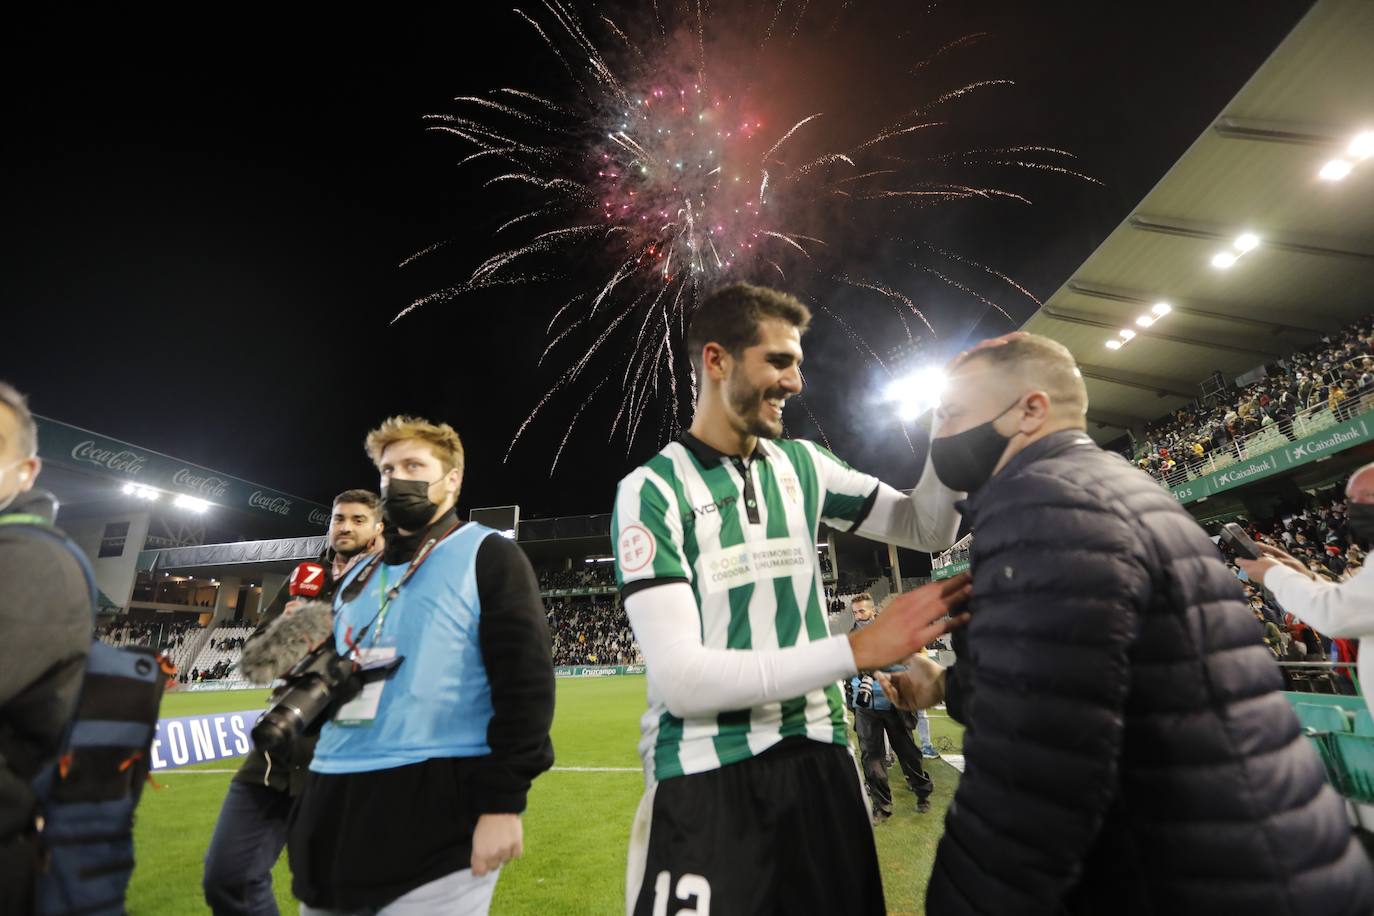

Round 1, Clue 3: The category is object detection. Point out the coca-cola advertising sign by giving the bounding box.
[71,440,147,476]
[172,468,231,499]
[248,491,293,516]
[308,507,330,526]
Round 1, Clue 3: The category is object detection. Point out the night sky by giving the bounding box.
[3,3,1311,524]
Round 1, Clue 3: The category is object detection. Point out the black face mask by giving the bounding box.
[382,477,441,531]
[1348,503,1374,544]
[930,397,1022,494]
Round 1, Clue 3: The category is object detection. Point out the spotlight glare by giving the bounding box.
[1212,252,1237,269]
[884,365,947,422]
[1119,329,1136,340]
[1136,315,1154,328]
[1105,339,1122,350]
[122,483,135,495]
[1234,233,1259,252]
[1319,159,1353,181]
[1151,302,1172,316]
[1349,131,1374,160]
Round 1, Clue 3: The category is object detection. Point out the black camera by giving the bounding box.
[854,675,875,709]
[252,642,359,753]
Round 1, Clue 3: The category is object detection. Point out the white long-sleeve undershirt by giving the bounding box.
[626,583,858,719]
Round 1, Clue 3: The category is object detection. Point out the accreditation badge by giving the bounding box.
[333,647,398,726]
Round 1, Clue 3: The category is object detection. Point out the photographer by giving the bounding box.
[287,416,554,915]
[0,382,91,915]
[202,489,382,916]
[849,596,933,820]
[1237,462,1374,719]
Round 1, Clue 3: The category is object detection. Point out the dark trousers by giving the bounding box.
[855,707,932,813]
[204,781,292,916]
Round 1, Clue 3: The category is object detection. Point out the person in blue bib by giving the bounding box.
[287,416,555,916]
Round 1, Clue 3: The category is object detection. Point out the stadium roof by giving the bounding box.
[1021,0,1374,442]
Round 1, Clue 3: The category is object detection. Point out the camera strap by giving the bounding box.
[342,520,461,652]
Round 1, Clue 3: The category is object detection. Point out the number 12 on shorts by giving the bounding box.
[652,871,711,915]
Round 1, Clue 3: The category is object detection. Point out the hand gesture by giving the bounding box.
[874,654,946,712]
[848,574,971,671]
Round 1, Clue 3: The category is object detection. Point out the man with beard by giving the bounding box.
[288,417,555,915]
[613,283,970,916]
[203,490,382,916]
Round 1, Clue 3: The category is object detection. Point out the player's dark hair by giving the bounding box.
[687,283,812,377]
[332,489,380,514]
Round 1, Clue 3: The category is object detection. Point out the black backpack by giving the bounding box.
[0,513,165,915]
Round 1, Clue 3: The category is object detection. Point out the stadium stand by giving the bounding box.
[1134,313,1374,486]
[181,625,256,687]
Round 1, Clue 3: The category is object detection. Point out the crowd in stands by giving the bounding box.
[545,598,638,666]
[211,635,247,651]
[537,565,615,591]
[1221,491,1362,692]
[181,660,235,684]
[97,619,200,651]
[1135,315,1374,483]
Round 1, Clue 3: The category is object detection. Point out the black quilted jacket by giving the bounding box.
[927,430,1374,916]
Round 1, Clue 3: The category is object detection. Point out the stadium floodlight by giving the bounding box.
[1211,251,1237,269]
[884,365,947,422]
[1105,339,1123,350]
[173,494,209,513]
[1136,315,1154,328]
[1152,302,1172,316]
[122,482,135,495]
[1319,159,1353,181]
[1234,233,1259,253]
[1349,131,1374,160]
[1118,329,1136,340]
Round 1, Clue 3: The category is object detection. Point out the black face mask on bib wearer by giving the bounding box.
[1347,502,1374,545]
[929,397,1024,494]
[381,477,441,531]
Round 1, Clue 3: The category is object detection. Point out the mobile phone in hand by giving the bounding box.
[1220,522,1263,561]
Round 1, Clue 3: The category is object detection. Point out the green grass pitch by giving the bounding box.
[133,679,963,914]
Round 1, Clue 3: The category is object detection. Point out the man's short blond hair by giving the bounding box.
[364,416,465,475]
[955,333,1088,423]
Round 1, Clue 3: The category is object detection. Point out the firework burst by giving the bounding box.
[400,0,1098,470]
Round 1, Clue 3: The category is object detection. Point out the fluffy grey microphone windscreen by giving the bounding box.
[238,600,336,685]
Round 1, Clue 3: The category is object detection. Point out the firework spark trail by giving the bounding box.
[398,238,454,269]
[550,378,608,474]
[919,241,1043,306]
[410,4,1100,468]
[791,394,831,450]
[911,32,991,72]
[918,266,1014,323]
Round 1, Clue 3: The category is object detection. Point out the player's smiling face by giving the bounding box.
[725,317,803,439]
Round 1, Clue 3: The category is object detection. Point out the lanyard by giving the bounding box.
[343,521,459,653]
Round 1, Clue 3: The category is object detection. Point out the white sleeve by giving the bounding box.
[626,583,858,719]
[853,447,963,552]
[1265,563,1374,639]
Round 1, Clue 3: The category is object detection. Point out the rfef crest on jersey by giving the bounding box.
[618,524,656,573]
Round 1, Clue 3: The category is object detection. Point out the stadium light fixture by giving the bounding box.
[1136,315,1154,328]
[173,494,209,513]
[122,482,135,495]
[1212,251,1237,269]
[1348,131,1374,160]
[1151,302,1172,316]
[1118,329,1136,340]
[1320,159,1353,181]
[1105,339,1122,350]
[884,365,947,422]
[1234,233,1259,253]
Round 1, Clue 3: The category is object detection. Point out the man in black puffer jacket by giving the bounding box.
[880,334,1373,915]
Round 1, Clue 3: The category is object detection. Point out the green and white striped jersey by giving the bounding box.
[612,433,882,782]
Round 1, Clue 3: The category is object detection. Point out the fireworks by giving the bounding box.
[400,1,1099,468]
